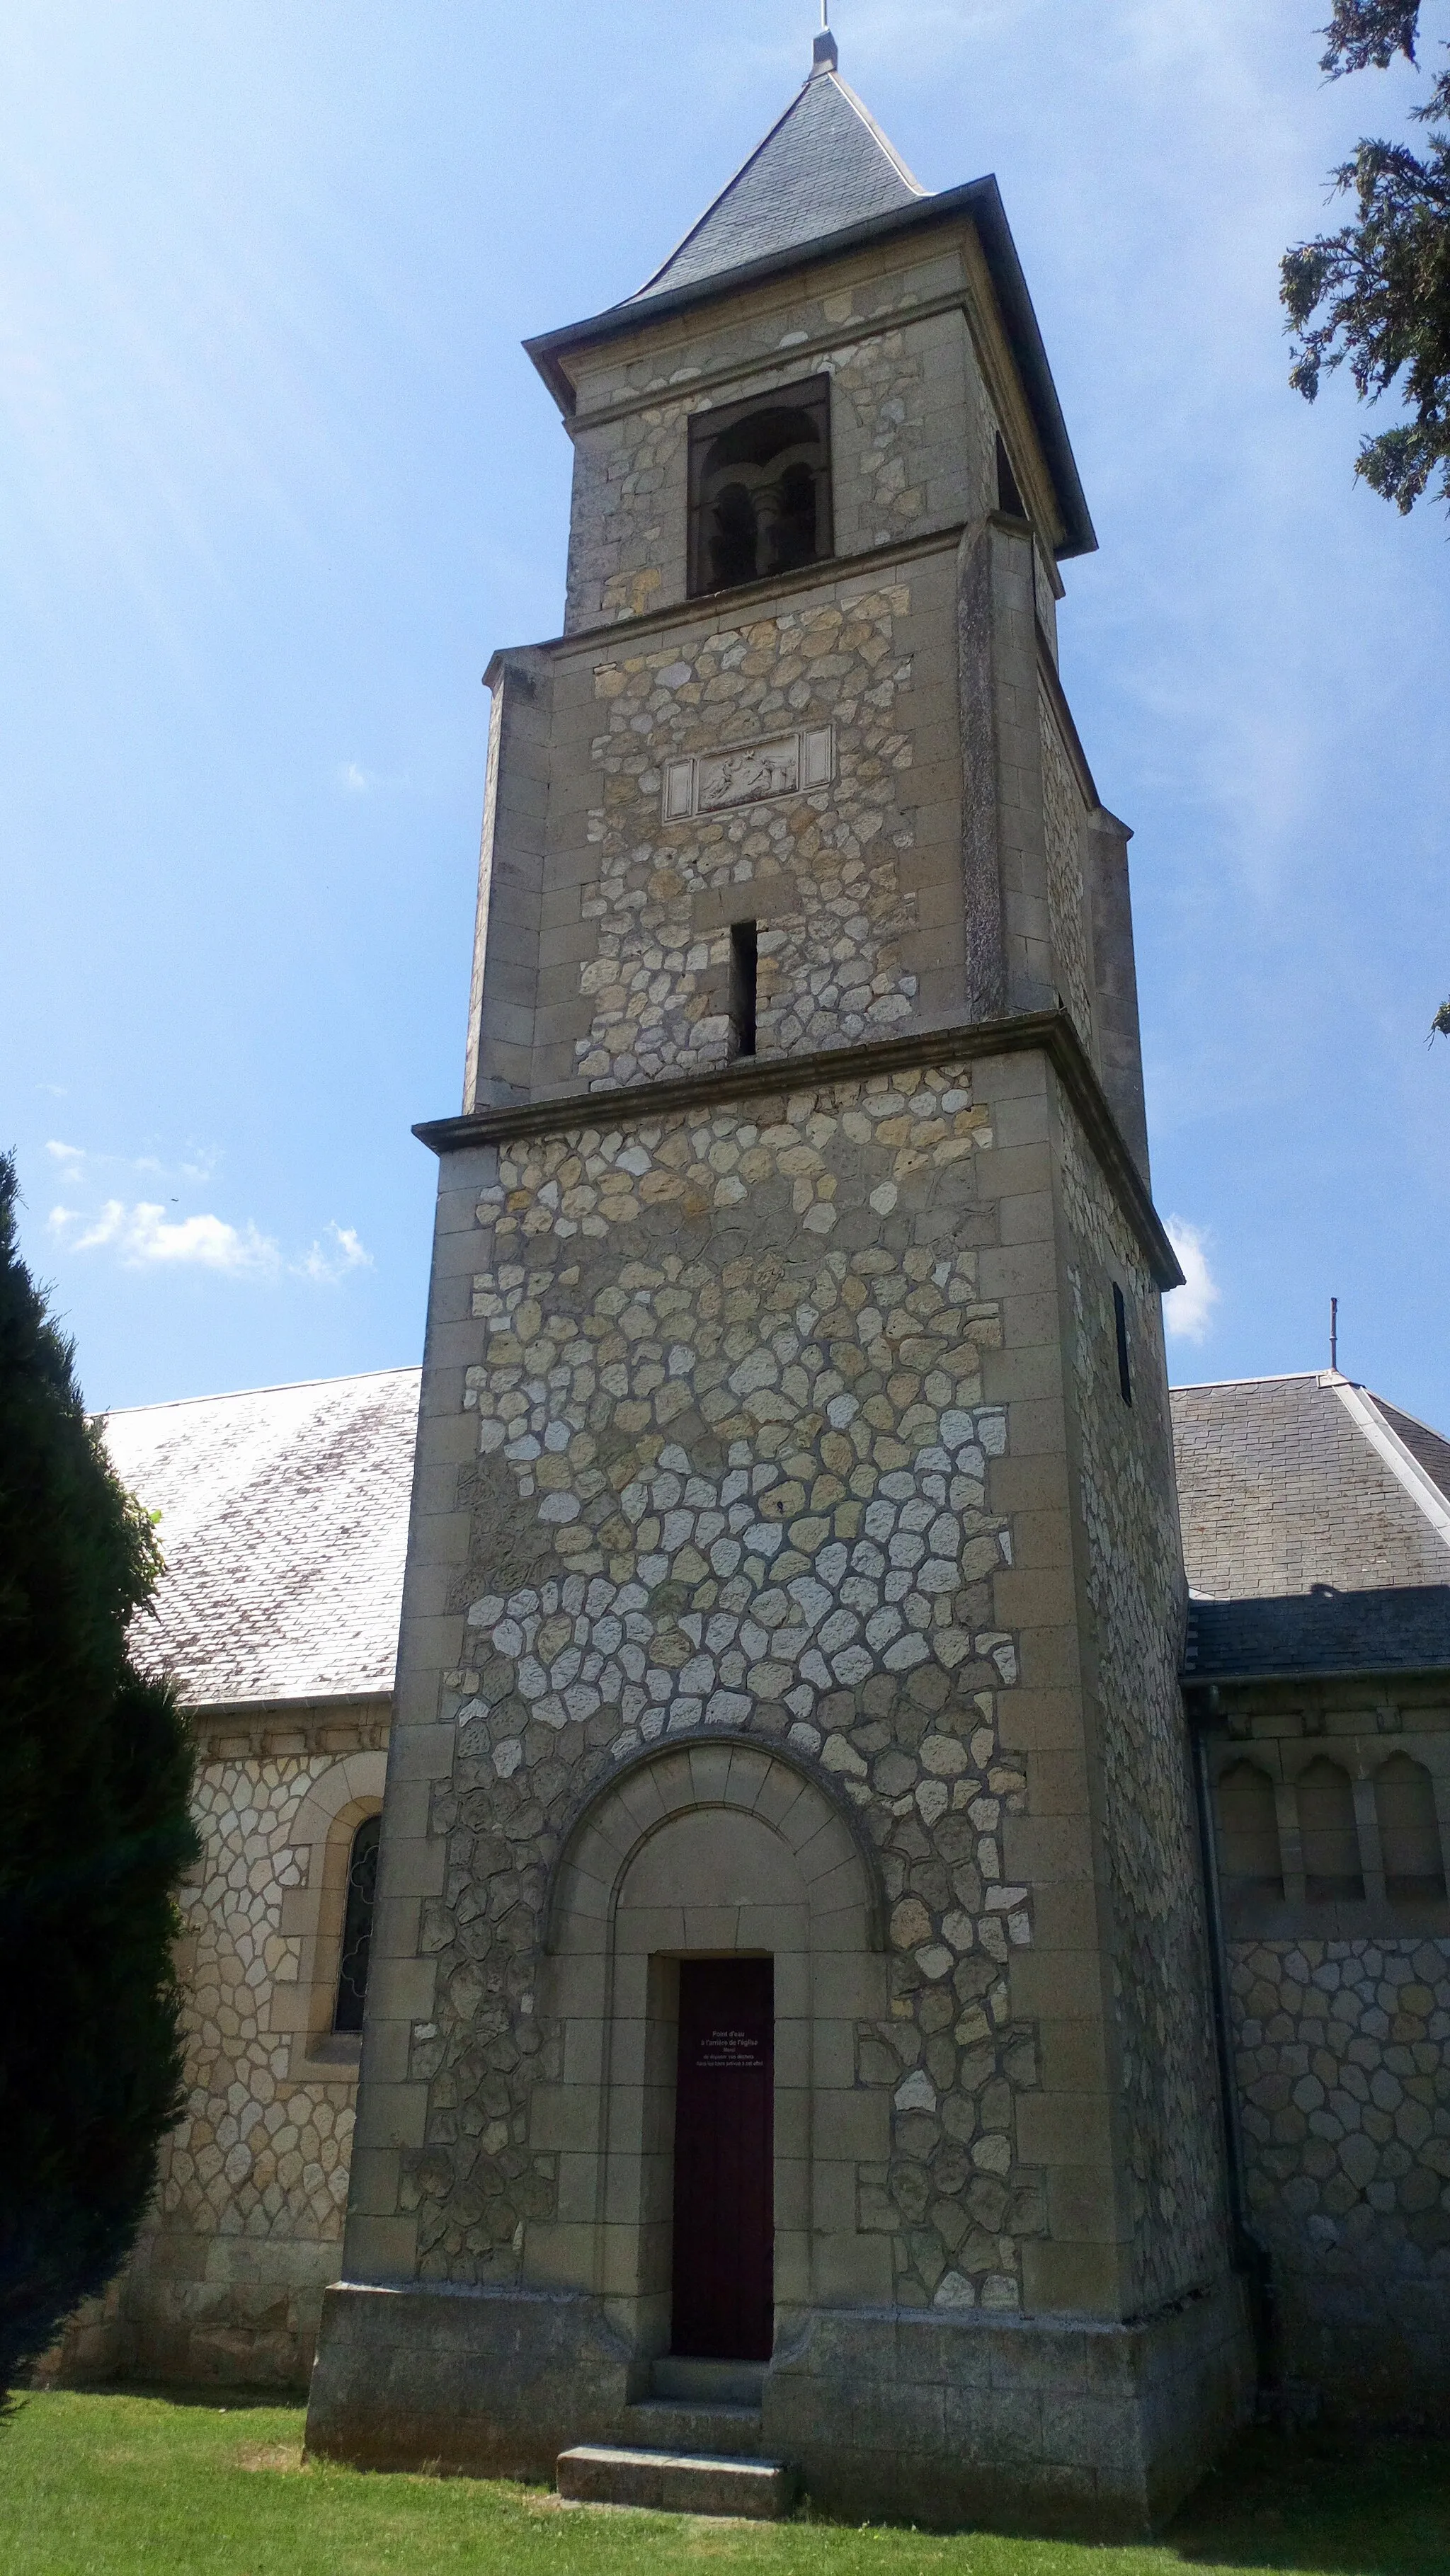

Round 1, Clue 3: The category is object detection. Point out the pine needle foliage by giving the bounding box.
[1281,2,1450,514]
[0,1151,198,2397]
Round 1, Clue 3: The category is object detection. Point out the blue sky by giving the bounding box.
[3,0,1447,1424]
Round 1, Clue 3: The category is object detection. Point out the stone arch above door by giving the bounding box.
[544,1735,884,1957]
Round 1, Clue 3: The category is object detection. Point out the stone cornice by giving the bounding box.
[413,1007,1184,1292]
[523,176,1096,560]
[186,1693,392,1758]
[1184,1668,1450,1707]
[486,524,969,678]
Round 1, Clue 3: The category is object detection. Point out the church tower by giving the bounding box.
[309,34,1253,2533]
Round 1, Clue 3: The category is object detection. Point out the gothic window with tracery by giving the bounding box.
[688,377,833,596]
[333,1811,381,2034]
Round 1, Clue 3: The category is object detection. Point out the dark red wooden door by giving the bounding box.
[670,1958,774,2361]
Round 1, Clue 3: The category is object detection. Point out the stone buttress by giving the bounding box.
[307,40,1254,2535]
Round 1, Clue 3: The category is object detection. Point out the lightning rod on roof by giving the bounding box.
[814,1,838,71]
[1330,1296,1339,1373]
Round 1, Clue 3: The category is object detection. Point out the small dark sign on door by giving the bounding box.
[670,1957,774,2361]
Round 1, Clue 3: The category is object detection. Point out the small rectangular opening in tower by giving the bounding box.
[995,430,1027,522]
[729,921,758,1059]
[1113,1283,1133,1407]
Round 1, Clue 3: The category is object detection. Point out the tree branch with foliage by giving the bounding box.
[1283,10,1450,1038]
[0,1152,198,2397]
[1281,2,1450,514]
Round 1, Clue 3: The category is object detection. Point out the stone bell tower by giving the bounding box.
[308,30,1254,2534]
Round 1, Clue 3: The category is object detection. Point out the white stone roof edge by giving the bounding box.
[1170,1370,1331,1392]
[105,1363,421,1419]
[188,1688,394,1718]
[1334,1377,1450,1559]
[825,69,926,197]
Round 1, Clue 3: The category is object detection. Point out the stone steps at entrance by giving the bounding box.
[623,2398,763,2458]
[650,2356,765,2408]
[618,2354,769,2458]
[556,2444,797,2519]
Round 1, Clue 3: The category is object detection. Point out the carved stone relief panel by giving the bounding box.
[662,725,835,823]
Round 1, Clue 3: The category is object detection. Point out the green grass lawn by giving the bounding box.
[2,2391,1448,2576]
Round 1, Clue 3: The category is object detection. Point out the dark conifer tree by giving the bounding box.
[1282,3,1450,516]
[0,1151,197,2394]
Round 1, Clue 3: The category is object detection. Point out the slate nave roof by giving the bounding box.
[104,1368,421,1711]
[1172,1373,1450,1684]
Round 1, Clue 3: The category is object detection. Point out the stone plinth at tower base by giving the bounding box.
[306,2277,1253,2537]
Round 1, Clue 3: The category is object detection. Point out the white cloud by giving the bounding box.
[298,1221,373,1283]
[45,1136,217,1187]
[337,760,409,797]
[48,1190,372,1287]
[1163,1216,1221,1344]
[52,1198,281,1276]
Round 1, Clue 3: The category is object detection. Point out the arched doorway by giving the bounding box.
[535,1737,886,2362]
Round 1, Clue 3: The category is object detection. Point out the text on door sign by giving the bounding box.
[697,2026,767,2070]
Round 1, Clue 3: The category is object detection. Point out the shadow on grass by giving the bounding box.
[34,2378,299,2415]
[20,2387,1450,2576]
[1165,2430,1450,2576]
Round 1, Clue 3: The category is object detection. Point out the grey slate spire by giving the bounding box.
[631,36,925,304]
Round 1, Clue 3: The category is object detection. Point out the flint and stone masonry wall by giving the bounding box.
[578,581,923,1084]
[411,1064,1049,2311]
[46,1710,388,2388]
[1231,1934,1450,2422]
[1058,1122,1227,2313]
[1203,1707,1450,2424]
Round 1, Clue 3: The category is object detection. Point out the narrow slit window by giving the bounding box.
[729,922,758,1060]
[996,430,1027,521]
[1113,1283,1132,1407]
[333,1812,381,2034]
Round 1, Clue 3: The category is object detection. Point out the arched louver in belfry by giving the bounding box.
[688,377,833,595]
